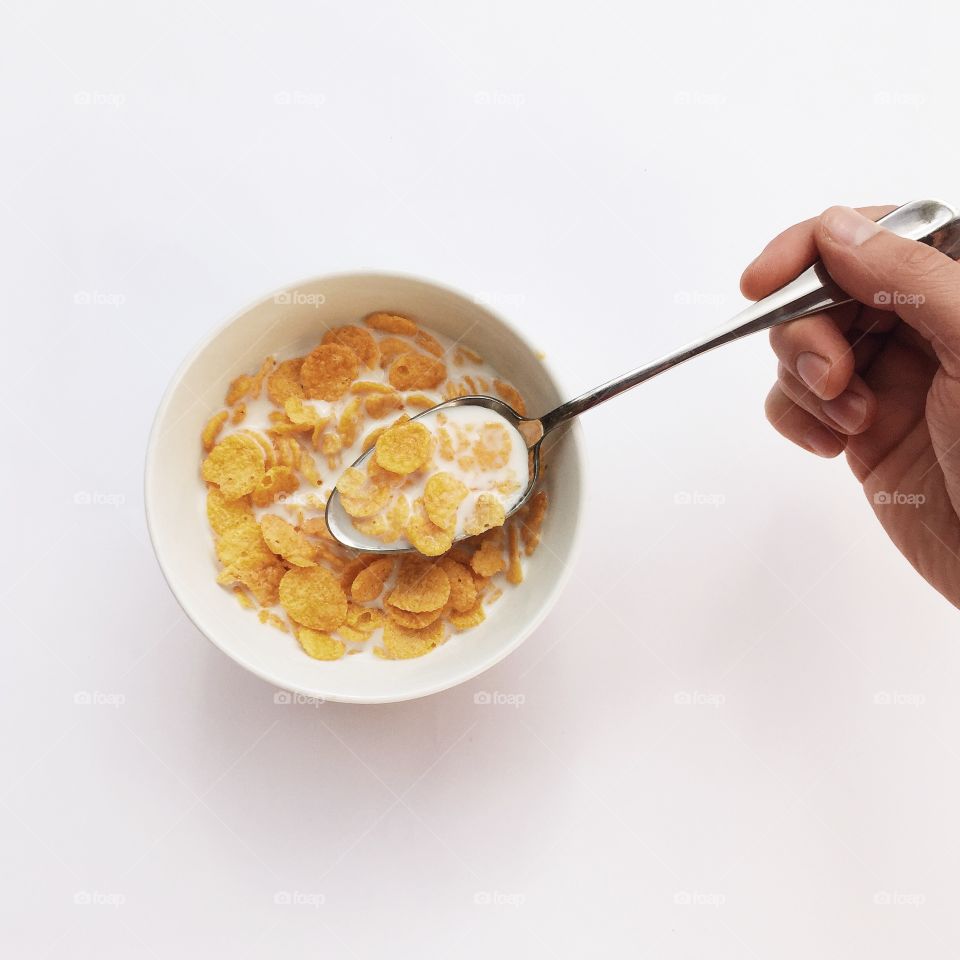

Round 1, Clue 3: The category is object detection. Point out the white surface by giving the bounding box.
[2,0,959,955]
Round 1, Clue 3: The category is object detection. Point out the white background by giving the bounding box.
[2,0,960,955]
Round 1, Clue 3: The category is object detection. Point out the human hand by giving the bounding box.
[743,204,960,607]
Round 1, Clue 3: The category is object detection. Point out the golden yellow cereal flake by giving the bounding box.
[439,557,477,613]
[201,433,266,500]
[364,312,418,336]
[520,491,548,555]
[414,329,444,358]
[267,357,305,406]
[405,498,454,557]
[493,379,527,416]
[338,396,364,447]
[385,602,446,629]
[353,494,409,542]
[448,602,486,631]
[463,494,506,537]
[387,556,450,612]
[470,535,505,577]
[350,557,394,602]
[506,523,523,584]
[454,346,484,365]
[423,472,468,531]
[226,374,253,406]
[298,628,345,661]
[388,352,446,391]
[375,421,433,475]
[260,514,317,567]
[300,343,359,401]
[361,424,387,452]
[206,488,253,535]
[346,603,384,633]
[279,566,348,631]
[351,380,394,394]
[284,397,328,429]
[258,609,290,633]
[336,467,392,518]
[473,422,513,470]
[250,465,300,507]
[202,411,229,452]
[233,587,254,610]
[365,392,405,419]
[322,325,380,369]
[375,618,445,660]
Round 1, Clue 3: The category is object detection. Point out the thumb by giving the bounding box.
[815,205,960,376]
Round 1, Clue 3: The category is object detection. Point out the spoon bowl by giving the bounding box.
[325,395,542,553]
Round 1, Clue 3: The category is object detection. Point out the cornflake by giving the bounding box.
[376,619,445,660]
[201,434,265,500]
[261,514,317,567]
[301,344,359,401]
[375,422,433,475]
[279,566,348,631]
[387,556,450,613]
[364,312,418,336]
[463,494,506,537]
[202,411,228,452]
[322,325,379,369]
[388,352,446,391]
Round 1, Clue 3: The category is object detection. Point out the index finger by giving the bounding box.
[741,205,896,300]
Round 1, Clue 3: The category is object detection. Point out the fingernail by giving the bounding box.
[822,206,882,247]
[822,392,867,433]
[805,426,841,458]
[796,352,831,394]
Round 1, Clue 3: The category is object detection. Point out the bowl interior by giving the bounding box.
[146,273,584,703]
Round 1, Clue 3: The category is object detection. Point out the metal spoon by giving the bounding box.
[327,198,960,553]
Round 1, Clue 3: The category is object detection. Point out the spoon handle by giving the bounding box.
[538,199,960,437]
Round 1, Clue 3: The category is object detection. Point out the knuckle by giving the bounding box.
[899,239,946,282]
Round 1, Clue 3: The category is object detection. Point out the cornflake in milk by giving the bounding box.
[198,312,549,662]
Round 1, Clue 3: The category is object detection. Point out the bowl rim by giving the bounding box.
[144,270,588,704]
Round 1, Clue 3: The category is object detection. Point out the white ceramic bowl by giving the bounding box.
[145,273,585,703]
